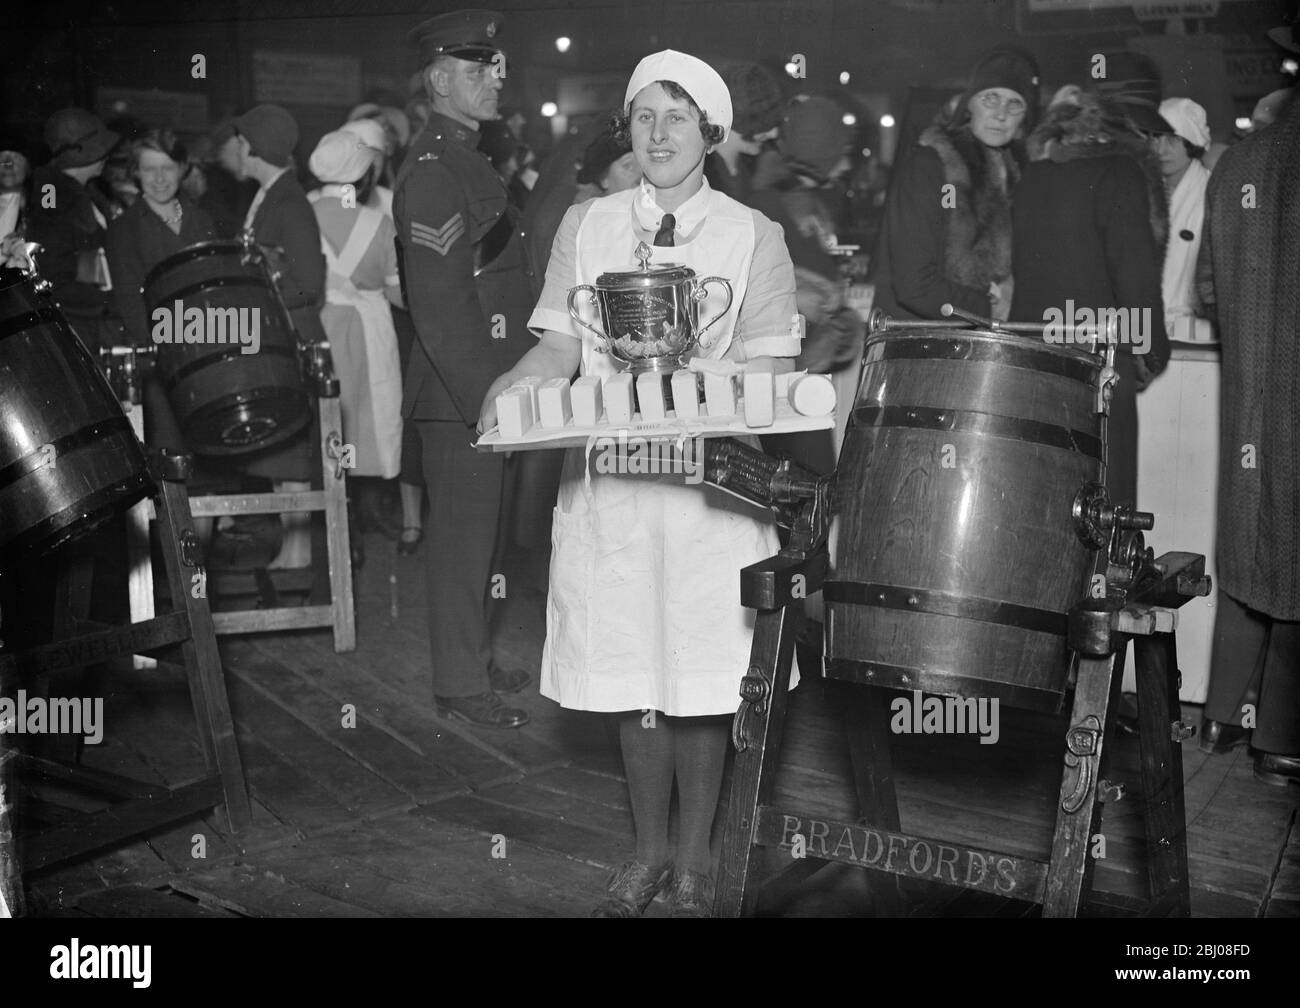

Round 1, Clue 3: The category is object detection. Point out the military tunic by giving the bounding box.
[392,111,536,698]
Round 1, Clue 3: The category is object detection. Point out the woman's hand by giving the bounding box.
[476,372,518,436]
[475,329,583,436]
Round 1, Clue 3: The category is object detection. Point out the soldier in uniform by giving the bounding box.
[394,9,537,729]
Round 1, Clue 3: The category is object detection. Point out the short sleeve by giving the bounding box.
[527,201,589,341]
[726,212,801,362]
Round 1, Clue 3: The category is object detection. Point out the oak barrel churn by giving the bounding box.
[0,266,151,558]
[143,240,309,456]
[824,325,1108,712]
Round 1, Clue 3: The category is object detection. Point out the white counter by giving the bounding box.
[1130,341,1221,703]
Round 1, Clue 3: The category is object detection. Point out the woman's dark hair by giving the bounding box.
[1179,136,1206,161]
[128,129,188,175]
[352,162,377,207]
[611,80,726,146]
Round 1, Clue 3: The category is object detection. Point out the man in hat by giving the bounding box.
[230,103,326,569]
[26,108,120,351]
[394,8,537,728]
[1153,97,1213,343]
[1194,25,1300,785]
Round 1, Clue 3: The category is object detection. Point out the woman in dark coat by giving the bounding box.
[1008,87,1171,507]
[870,46,1040,323]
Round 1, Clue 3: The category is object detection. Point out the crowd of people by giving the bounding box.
[1,7,1296,916]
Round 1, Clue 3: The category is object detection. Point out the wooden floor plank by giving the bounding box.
[74,883,238,917]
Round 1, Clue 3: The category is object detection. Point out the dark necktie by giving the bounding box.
[653,213,676,247]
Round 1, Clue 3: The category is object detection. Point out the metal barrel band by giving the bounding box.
[868,335,1098,385]
[162,343,298,390]
[145,274,266,307]
[850,403,1103,461]
[824,580,1068,636]
[0,415,136,494]
[0,305,66,342]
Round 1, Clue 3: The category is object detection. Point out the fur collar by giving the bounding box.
[1026,92,1169,252]
[916,124,1019,289]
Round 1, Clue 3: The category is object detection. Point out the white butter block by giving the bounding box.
[670,369,700,419]
[496,387,535,438]
[788,373,837,417]
[506,375,545,417]
[704,372,737,417]
[605,372,635,424]
[538,377,573,428]
[636,372,667,422]
[775,369,806,399]
[571,375,603,426]
[742,364,776,428]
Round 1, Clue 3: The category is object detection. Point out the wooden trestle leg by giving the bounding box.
[715,604,802,917]
[1134,632,1191,916]
[152,468,251,833]
[843,685,904,915]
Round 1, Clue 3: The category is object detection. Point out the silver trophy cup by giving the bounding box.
[567,241,734,373]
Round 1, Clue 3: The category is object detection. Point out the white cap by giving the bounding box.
[309,130,376,184]
[624,49,733,142]
[339,117,386,153]
[1158,97,1210,149]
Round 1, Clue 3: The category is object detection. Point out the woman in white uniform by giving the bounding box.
[479,50,800,917]
[1153,98,1213,343]
[307,131,405,543]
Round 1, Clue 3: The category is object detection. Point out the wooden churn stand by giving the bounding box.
[709,309,1212,917]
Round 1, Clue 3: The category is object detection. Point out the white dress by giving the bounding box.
[529,182,801,716]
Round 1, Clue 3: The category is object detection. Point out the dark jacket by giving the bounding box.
[25,166,115,336]
[105,194,217,347]
[1196,100,1300,620]
[248,169,327,346]
[870,123,1021,322]
[392,113,536,426]
[1008,93,1170,508]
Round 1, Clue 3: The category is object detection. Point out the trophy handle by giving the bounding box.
[693,277,733,350]
[567,284,610,353]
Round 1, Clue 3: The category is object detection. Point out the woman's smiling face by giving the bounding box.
[137,147,181,204]
[628,82,710,195]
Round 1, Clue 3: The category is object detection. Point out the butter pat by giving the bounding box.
[605,372,635,423]
[742,364,776,428]
[704,372,737,417]
[505,375,544,418]
[571,375,603,426]
[538,378,573,428]
[670,369,700,419]
[496,387,535,438]
[789,373,836,417]
[636,372,667,421]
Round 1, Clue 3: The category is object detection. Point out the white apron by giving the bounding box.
[540,187,792,717]
[311,196,403,478]
[1161,159,1212,342]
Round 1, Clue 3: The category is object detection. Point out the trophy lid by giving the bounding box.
[594,240,696,289]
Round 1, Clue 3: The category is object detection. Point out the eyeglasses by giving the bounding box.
[977,93,1027,117]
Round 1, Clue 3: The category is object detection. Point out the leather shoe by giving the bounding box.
[1200,718,1251,755]
[665,867,714,918]
[435,691,528,729]
[1253,751,1300,787]
[591,860,673,918]
[489,665,531,694]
